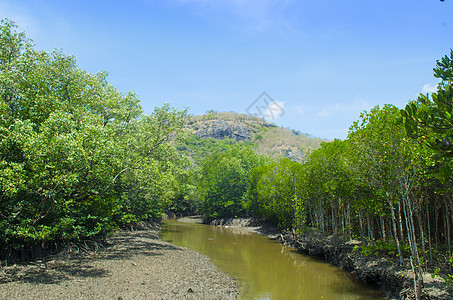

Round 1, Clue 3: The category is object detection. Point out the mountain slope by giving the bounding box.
[185,111,326,162]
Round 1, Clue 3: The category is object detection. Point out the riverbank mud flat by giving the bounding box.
[208,217,453,300]
[0,225,239,300]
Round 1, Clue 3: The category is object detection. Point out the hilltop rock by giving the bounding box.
[185,111,326,162]
[192,119,252,141]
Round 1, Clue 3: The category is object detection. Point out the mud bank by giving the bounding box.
[208,217,452,300]
[0,224,239,300]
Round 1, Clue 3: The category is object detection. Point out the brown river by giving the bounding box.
[160,219,386,300]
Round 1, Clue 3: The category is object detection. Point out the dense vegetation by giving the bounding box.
[0,19,188,260]
[1,18,452,299]
[192,51,453,298]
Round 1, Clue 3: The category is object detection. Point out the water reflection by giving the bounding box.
[160,219,385,300]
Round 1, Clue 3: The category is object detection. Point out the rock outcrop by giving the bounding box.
[185,111,325,162]
[191,120,252,141]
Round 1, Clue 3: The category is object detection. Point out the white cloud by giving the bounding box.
[422,83,438,94]
[317,110,330,117]
[244,92,285,121]
[262,100,285,121]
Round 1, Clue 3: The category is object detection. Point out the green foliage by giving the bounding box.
[178,134,238,162]
[431,257,453,285]
[0,19,188,259]
[3,19,453,291]
[244,158,304,229]
[401,50,453,158]
[355,240,410,258]
[184,50,453,297]
[400,50,453,197]
[198,143,269,219]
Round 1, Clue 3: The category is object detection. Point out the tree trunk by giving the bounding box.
[309,205,314,227]
[446,197,452,263]
[398,200,405,243]
[401,191,423,300]
[380,215,387,241]
[435,200,439,248]
[330,200,337,234]
[347,203,352,240]
[450,201,453,272]
[417,209,426,270]
[358,210,365,238]
[426,200,433,263]
[389,199,404,265]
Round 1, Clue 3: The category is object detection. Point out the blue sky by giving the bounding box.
[1,0,452,140]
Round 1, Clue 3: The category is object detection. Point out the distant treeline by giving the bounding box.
[193,50,453,297]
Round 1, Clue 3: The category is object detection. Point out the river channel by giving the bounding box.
[160,218,385,300]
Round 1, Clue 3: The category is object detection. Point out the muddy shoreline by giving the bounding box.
[207,217,453,300]
[2,216,451,299]
[0,224,239,300]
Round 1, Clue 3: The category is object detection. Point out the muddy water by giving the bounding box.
[160,219,385,300]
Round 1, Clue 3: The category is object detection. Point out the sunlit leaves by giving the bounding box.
[246,158,304,229]
[0,19,188,253]
[198,144,268,219]
[400,50,453,198]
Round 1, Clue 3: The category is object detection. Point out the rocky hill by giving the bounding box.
[185,111,326,162]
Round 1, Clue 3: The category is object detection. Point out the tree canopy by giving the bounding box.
[1,18,452,297]
[0,19,188,260]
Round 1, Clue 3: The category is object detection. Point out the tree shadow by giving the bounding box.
[0,229,182,285]
[0,260,109,284]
